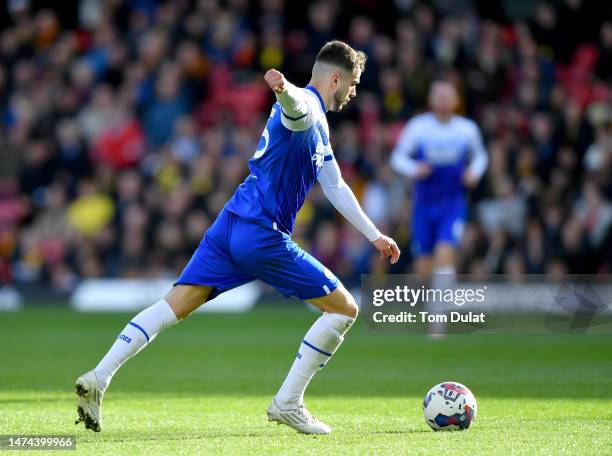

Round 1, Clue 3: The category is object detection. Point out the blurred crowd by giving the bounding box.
[0,0,611,292]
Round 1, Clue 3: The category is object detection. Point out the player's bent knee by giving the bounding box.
[307,285,358,318]
[344,299,359,319]
[434,243,456,266]
[332,289,359,319]
[165,285,215,319]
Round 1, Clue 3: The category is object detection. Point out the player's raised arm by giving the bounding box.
[264,69,317,131]
[317,158,400,264]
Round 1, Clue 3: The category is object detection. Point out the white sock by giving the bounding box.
[429,266,456,334]
[275,312,355,409]
[432,266,456,287]
[94,299,177,390]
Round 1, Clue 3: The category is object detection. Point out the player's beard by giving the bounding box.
[332,91,351,112]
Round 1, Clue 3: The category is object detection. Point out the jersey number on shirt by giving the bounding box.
[253,108,276,159]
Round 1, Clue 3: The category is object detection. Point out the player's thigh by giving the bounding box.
[230,223,341,304]
[433,214,462,268]
[436,201,466,250]
[174,210,255,317]
[165,284,216,319]
[412,204,435,259]
[307,282,359,318]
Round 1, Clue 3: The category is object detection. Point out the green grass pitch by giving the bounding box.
[1,306,611,455]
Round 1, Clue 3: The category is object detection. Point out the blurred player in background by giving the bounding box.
[75,41,399,435]
[391,81,488,334]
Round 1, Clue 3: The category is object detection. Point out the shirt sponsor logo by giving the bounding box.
[312,142,325,169]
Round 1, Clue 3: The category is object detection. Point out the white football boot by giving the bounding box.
[75,370,103,432]
[267,398,331,434]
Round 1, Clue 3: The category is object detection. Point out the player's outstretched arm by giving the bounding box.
[318,159,400,264]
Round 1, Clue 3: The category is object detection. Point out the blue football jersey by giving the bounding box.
[224,86,333,234]
[391,113,488,203]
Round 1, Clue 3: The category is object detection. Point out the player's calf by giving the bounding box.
[75,285,216,431]
[165,284,215,319]
[75,297,181,431]
[273,285,357,414]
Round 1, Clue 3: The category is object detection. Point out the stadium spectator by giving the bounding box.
[0,0,610,292]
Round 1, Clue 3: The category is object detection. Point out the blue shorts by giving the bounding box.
[176,209,340,300]
[412,198,466,257]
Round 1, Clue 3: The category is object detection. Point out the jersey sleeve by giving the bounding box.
[317,158,381,242]
[390,118,421,176]
[276,84,320,132]
[466,121,488,179]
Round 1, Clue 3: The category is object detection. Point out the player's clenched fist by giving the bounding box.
[264,69,287,94]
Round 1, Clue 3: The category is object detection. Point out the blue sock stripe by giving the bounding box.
[128,321,150,342]
[302,339,332,357]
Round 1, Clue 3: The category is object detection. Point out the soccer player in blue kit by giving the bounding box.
[390,81,488,333]
[75,41,400,435]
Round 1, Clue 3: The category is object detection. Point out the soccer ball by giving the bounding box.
[423,381,477,431]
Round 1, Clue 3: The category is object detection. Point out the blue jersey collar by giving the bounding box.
[305,85,326,112]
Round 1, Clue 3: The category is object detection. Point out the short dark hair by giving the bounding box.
[315,40,366,74]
